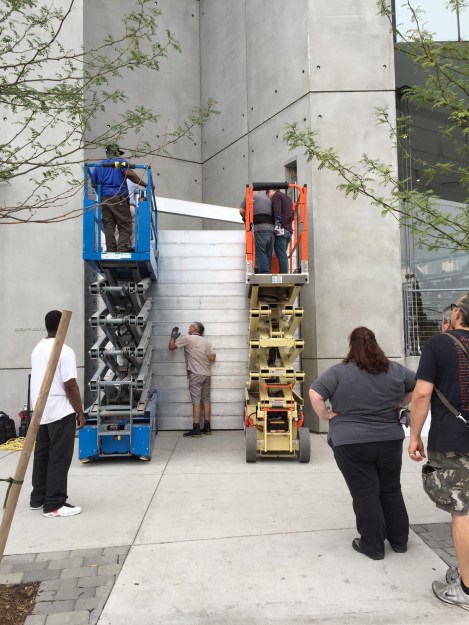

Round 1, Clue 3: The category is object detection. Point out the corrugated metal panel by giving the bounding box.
[153,230,248,430]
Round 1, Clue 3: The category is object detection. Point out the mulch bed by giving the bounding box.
[0,583,40,625]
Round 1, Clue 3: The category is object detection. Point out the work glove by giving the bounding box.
[171,327,180,340]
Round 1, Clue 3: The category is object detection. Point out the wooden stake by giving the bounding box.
[0,310,72,561]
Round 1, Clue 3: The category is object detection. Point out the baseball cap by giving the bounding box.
[105,143,124,156]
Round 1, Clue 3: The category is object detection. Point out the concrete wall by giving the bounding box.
[1,3,85,424]
[199,0,402,430]
[83,0,204,202]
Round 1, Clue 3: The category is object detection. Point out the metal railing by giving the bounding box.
[403,287,467,355]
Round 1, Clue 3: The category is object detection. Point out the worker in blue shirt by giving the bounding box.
[91,144,146,252]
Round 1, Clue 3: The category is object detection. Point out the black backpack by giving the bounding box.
[0,411,17,444]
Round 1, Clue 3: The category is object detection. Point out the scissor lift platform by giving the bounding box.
[80,162,158,461]
[242,182,311,462]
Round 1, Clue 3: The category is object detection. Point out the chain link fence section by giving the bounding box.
[403,287,467,356]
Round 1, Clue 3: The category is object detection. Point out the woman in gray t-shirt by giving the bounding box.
[309,327,416,560]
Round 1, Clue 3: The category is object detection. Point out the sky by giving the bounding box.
[395,0,468,40]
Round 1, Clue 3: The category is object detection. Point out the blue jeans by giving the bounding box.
[274,230,292,273]
[254,230,274,273]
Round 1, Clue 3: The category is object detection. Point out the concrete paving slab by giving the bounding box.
[1,432,464,625]
[99,531,466,625]
[165,431,334,474]
[3,473,161,554]
[135,472,352,545]
[68,448,172,477]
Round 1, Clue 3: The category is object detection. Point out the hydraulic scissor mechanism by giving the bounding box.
[80,163,158,461]
[242,181,311,462]
[244,284,310,463]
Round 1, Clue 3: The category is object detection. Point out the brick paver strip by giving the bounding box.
[75,596,105,611]
[98,563,122,576]
[45,611,90,625]
[22,569,61,583]
[36,590,57,602]
[24,615,47,625]
[61,566,98,579]
[2,553,36,563]
[40,577,78,591]
[0,544,126,624]
[33,600,75,615]
[48,557,84,570]
[95,585,113,599]
[83,555,118,566]
[103,546,130,556]
[71,548,105,558]
[55,586,96,601]
[0,572,24,583]
[77,573,115,588]
[36,551,71,562]
[14,561,49,572]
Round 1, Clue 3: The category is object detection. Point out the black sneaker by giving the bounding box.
[183,426,201,438]
[201,422,211,435]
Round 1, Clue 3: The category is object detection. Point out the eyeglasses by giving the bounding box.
[450,303,460,311]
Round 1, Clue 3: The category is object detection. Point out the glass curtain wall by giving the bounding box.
[393,1,469,354]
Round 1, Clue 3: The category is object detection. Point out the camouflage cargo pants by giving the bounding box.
[423,451,469,515]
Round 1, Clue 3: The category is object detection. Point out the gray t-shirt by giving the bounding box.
[240,195,274,232]
[310,360,416,446]
[175,334,214,376]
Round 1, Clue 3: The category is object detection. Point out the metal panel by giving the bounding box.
[153,230,249,429]
[160,255,245,272]
[152,296,248,311]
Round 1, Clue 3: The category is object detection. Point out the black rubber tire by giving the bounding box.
[245,427,257,463]
[298,426,311,463]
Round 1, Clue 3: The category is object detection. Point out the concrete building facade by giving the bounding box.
[2,1,413,431]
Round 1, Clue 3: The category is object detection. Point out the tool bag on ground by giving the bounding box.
[0,411,17,444]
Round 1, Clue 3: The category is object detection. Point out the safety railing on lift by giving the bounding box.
[243,182,308,274]
[83,163,157,260]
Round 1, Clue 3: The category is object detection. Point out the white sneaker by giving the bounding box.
[432,579,469,611]
[43,503,82,518]
[446,565,460,583]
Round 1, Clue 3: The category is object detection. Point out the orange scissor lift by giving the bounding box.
[243,182,311,462]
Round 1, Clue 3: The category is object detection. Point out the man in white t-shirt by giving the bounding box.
[168,321,216,437]
[30,310,85,517]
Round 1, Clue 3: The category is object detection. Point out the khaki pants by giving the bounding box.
[102,194,133,252]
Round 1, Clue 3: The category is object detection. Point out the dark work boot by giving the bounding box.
[183,424,201,438]
[201,421,212,435]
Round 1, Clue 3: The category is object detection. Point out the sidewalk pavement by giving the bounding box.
[0,431,466,625]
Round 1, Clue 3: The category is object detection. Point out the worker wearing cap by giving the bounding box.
[91,144,146,252]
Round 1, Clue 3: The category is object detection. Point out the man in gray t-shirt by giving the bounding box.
[169,321,216,437]
[240,191,274,273]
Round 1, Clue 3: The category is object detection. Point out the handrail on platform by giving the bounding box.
[244,182,308,274]
[83,163,157,259]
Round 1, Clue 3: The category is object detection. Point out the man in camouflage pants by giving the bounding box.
[409,293,469,611]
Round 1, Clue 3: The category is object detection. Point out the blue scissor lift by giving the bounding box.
[80,162,158,461]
